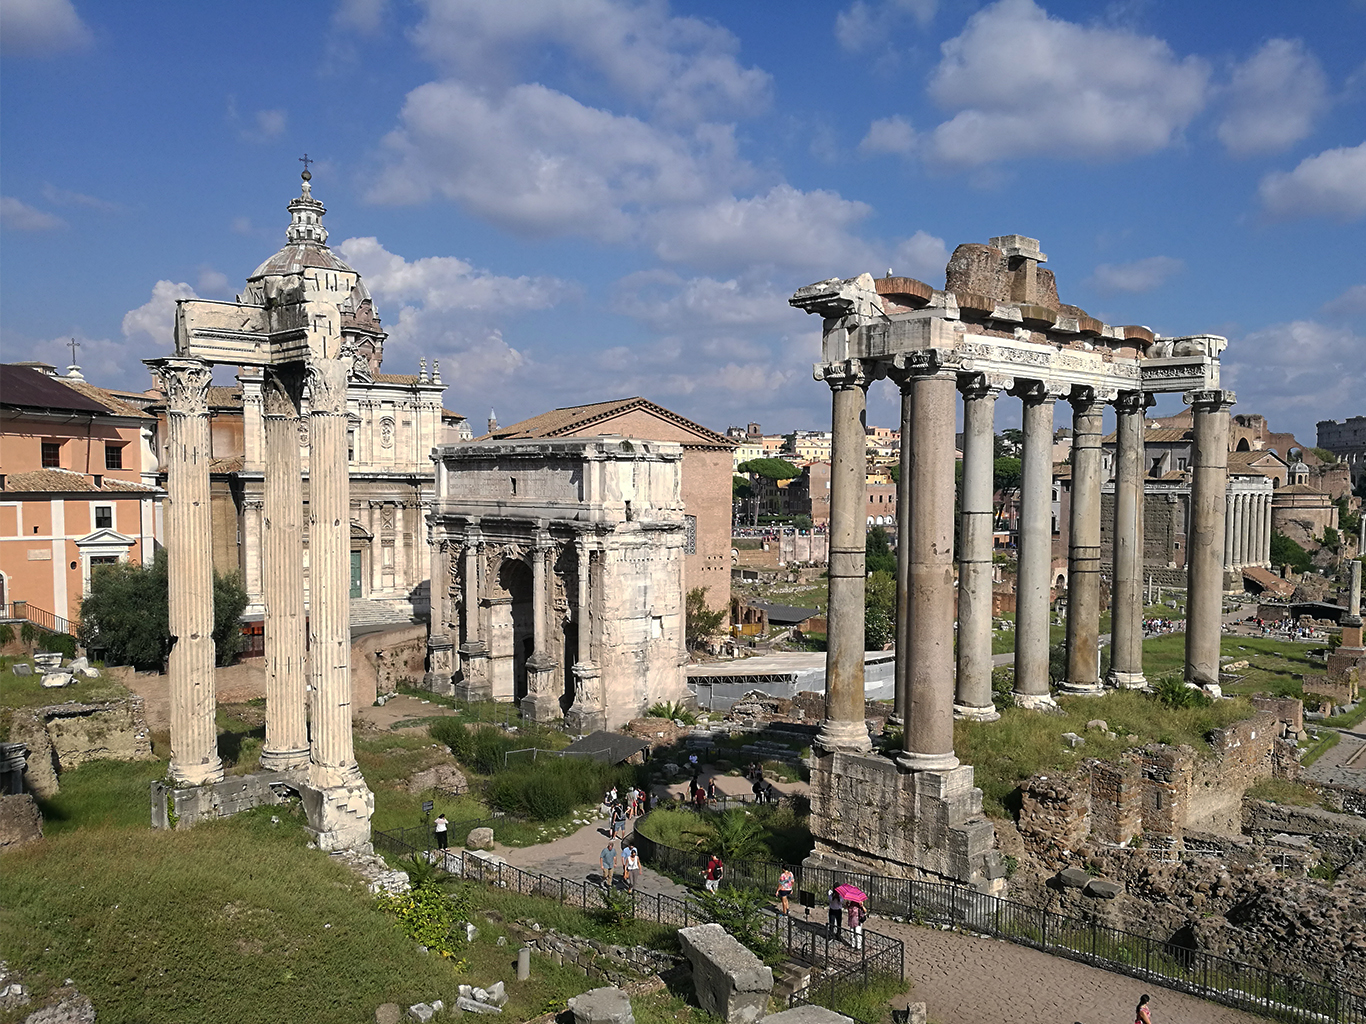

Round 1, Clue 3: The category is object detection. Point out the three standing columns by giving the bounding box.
[953,375,1000,721]
[154,358,224,787]
[1185,390,1235,688]
[260,366,309,770]
[1012,383,1061,709]
[1108,391,1151,688]
[1061,387,1107,695]
[818,362,874,755]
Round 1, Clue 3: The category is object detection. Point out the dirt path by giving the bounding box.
[490,815,690,900]
[875,917,1267,1024]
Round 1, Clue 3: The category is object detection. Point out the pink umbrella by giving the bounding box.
[834,884,867,902]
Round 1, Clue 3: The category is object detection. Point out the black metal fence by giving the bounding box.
[634,820,1366,1024]
[372,815,504,859]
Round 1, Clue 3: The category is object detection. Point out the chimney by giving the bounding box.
[487,409,497,434]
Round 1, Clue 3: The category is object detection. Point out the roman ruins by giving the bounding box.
[789,235,1231,887]
[425,436,690,732]
[148,171,375,850]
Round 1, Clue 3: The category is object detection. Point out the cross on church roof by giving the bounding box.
[299,153,313,179]
[68,337,80,363]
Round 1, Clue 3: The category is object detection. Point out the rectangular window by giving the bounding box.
[42,441,62,468]
[95,506,113,530]
[104,443,124,470]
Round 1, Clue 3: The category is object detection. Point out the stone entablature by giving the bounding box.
[426,437,688,730]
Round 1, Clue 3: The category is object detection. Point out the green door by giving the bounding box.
[350,551,362,598]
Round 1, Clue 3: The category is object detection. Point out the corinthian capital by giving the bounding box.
[149,358,212,415]
[305,358,350,415]
[262,365,305,418]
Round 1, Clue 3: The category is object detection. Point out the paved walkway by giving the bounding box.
[490,814,691,899]
[876,917,1267,1024]
[1302,721,1366,787]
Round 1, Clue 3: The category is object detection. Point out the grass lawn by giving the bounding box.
[954,690,1255,817]
[0,654,131,709]
[1139,633,1317,697]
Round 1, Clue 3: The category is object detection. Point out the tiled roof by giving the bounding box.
[1102,426,1192,444]
[2,365,123,416]
[484,397,735,448]
[442,408,467,419]
[210,456,245,473]
[207,385,244,407]
[3,468,158,493]
[60,379,155,419]
[1228,451,1285,470]
[373,373,422,384]
[1242,566,1295,597]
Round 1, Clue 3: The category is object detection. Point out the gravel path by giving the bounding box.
[876,918,1268,1024]
[492,815,691,899]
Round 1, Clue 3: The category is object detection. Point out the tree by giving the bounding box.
[865,526,896,575]
[993,457,1023,495]
[865,569,895,649]
[732,475,752,499]
[79,548,249,669]
[685,587,727,648]
[737,458,801,480]
[996,429,1024,458]
[1310,447,1338,464]
[1270,531,1314,574]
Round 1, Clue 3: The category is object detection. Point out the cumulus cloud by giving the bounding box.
[1217,39,1329,157]
[196,267,232,296]
[1259,142,1366,221]
[1224,320,1366,440]
[859,116,917,156]
[0,195,64,231]
[122,280,198,349]
[410,0,771,125]
[1322,284,1366,319]
[611,269,795,339]
[889,230,950,282]
[1087,255,1184,294]
[836,0,938,52]
[925,0,1208,165]
[0,0,91,55]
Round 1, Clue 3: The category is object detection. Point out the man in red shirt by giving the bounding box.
[705,854,724,893]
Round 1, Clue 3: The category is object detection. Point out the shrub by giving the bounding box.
[686,588,727,649]
[1153,674,1212,709]
[710,808,769,861]
[37,631,78,658]
[485,758,611,820]
[991,667,1016,711]
[429,722,518,775]
[0,624,14,648]
[688,886,783,962]
[647,701,696,725]
[375,879,473,961]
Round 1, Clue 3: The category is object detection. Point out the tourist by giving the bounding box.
[826,890,842,940]
[694,785,707,812]
[751,775,764,803]
[705,853,724,892]
[612,803,629,840]
[776,867,794,915]
[626,846,642,892]
[1135,994,1152,1024]
[706,778,717,803]
[434,813,448,852]
[600,841,618,889]
[626,786,639,817]
[847,900,866,950]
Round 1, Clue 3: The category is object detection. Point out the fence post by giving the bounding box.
[1041,910,1048,949]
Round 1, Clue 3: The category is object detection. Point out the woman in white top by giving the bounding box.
[625,847,642,892]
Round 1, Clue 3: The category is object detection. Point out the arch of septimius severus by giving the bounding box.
[149,171,374,850]
[789,235,1231,889]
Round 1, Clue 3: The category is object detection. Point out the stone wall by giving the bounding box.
[351,622,427,707]
[1244,799,1366,867]
[151,768,307,830]
[10,697,156,798]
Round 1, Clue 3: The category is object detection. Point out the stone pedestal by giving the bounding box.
[454,645,492,701]
[564,664,606,734]
[424,640,456,696]
[299,776,375,852]
[804,749,1004,891]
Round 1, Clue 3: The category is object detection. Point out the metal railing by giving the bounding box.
[0,601,78,637]
[371,815,503,859]
[633,817,1366,1024]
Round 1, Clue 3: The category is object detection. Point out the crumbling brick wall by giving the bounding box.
[1089,758,1143,846]
[1018,774,1089,852]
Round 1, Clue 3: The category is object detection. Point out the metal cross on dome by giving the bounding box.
[299,153,313,176]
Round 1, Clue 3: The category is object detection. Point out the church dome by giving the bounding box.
[1290,460,1310,475]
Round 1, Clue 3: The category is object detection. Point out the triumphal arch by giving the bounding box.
[789,235,1231,889]
[148,170,374,850]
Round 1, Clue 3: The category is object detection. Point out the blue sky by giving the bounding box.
[2,0,1363,444]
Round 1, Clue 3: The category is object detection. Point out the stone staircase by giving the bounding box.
[772,958,813,1000]
[348,598,416,630]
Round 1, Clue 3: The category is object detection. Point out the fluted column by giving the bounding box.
[1109,391,1150,689]
[1012,382,1061,708]
[1235,493,1249,568]
[892,378,913,723]
[306,357,361,786]
[260,366,309,770]
[1062,387,1106,694]
[817,361,873,753]
[955,374,1001,721]
[1185,389,1235,688]
[522,533,562,722]
[1256,492,1269,566]
[897,364,959,770]
[1223,494,1235,571]
[151,358,224,786]
[1263,492,1274,566]
[566,536,604,734]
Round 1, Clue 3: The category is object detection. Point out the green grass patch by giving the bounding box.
[470,886,679,950]
[0,656,131,709]
[1138,633,1315,698]
[1326,701,1366,729]
[1245,778,1331,809]
[954,690,1255,818]
[809,971,909,1024]
[34,757,168,836]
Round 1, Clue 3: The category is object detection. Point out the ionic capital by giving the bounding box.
[149,357,213,416]
[1183,389,1237,412]
[888,349,957,389]
[958,372,1012,400]
[814,358,875,391]
[1068,384,1118,408]
[1009,378,1069,405]
[1113,390,1156,415]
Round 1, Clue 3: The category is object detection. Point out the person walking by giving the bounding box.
[827,889,842,941]
[706,778,717,804]
[433,813,448,852]
[848,900,866,950]
[600,841,618,889]
[705,853,724,893]
[776,868,794,916]
[625,846,642,892]
[1135,994,1152,1024]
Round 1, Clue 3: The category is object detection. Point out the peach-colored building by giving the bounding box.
[0,363,163,624]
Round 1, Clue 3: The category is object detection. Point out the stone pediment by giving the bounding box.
[74,528,137,547]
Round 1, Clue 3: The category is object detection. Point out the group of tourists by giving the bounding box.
[826,888,869,950]
[599,838,643,892]
[1142,617,1180,635]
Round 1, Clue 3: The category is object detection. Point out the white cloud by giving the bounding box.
[196,267,232,296]
[890,230,949,282]
[925,0,1208,165]
[333,0,388,34]
[226,97,289,143]
[1087,255,1184,294]
[1259,141,1366,221]
[0,195,64,231]
[40,183,121,212]
[0,0,91,56]
[859,116,917,156]
[836,0,938,52]
[611,270,796,337]
[1322,284,1366,319]
[410,0,771,124]
[1225,320,1366,439]
[122,280,198,349]
[1217,39,1329,157]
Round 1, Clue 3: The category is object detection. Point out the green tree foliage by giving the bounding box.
[993,457,1023,495]
[1270,531,1314,573]
[1310,447,1338,464]
[732,475,752,498]
[865,526,896,575]
[710,808,769,861]
[688,886,784,962]
[996,429,1024,457]
[737,458,801,480]
[865,569,895,649]
[1336,497,1360,538]
[375,878,473,962]
[1323,526,1341,550]
[1048,642,1068,685]
[686,587,728,648]
[78,548,248,669]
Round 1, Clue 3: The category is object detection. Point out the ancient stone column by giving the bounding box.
[899,365,960,770]
[151,357,224,786]
[1062,387,1106,694]
[260,366,309,770]
[522,533,562,722]
[424,534,456,691]
[1108,391,1150,689]
[306,357,362,785]
[892,377,913,724]
[1235,493,1249,568]
[1258,493,1270,566]
[567,536,604,734]
[1223,494,1235,571]
[457,526,491,700]
[1184,389,1234,688]
[955,375,1000,721]
[818,361,873,753]
[1012,382,1061,708]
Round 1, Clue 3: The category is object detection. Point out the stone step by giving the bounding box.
[348,598,415,628]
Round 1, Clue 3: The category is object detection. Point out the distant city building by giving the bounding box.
[1317,416,1366,490]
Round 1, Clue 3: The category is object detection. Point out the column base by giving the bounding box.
[564,707,606,735]
[1059,679,1105,696]
[953,703,1001,722]
[815,718,873,755]
[454,646,491,702]
[300,774,374,853]
[423,672,456,697]
[259,746,310,771]
[521,657,562,722]
[1107,670,1148,690]
[896,749,960,772]
[1012,691,1058,710]
[170,756,225,787]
